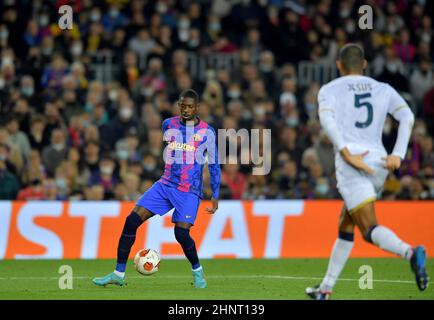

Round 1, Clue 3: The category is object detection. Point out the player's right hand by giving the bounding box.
[340,148,374,175]
[205,198,218,214]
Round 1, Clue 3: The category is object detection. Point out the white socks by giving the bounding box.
[319,225,413,293]
[370,225,413,260]
[113,270,125,278]
[320,238,354,293]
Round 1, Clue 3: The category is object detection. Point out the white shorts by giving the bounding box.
[335,149,389,213]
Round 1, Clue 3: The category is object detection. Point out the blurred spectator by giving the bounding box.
[0,0,432,201]
[42,178,60,200]
[17,179,44,200]
[221,161,247,200]
[410,58,433,112]
[128,28,156,62]
[0,143,20,199]
[314,131,335,177]
[88,156,119,197]
[42,129,68,176]
[5,115,31,160]
[0,127,23,174]
[21,149,45,186]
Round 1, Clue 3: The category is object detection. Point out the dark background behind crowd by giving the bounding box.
[0,0,433,202]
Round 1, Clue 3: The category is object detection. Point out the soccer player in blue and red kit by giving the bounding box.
[92,89,221,288]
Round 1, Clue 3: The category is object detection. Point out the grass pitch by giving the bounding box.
[0,258,433,300]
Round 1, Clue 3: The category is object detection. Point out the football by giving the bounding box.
[134,249,161,276]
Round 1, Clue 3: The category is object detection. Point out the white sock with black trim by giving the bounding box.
[320,235,354,293]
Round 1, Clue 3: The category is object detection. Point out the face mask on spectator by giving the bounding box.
[209,22,221,32]
[421,33,430,43]
[286,117,299,127]
[42,47,53,56]
[188,39,199,47]
[21,87,34,97]
[56,178,67,189]
[39,15,49,27]
[143,162,156,171]
[52,143,65,151]
[228,90,241,99]
[386,63,398,73]
[0,30,8,39]
[142,87,154,97]
[2,56,13,66]
[117,149,129,160]
[345,22,355,34]
[305,103,316,114]
[0,154,7,161]
[340,9,351,19]
[101,165,113,175]
[71,44,83,56]
[243,110,252,120]
[108,89,118,101]
[259,63,273,73]
[316,183,329,195]
[414,126,426,136]
[255,107,266,117]
[90,11,101,22]
[120,107,133,119]
[178,19,190,29]
[178,30,189,42]
[156,2,168,14]
[109,8,119,18]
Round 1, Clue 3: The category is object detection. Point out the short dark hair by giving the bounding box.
[338,43,365,72]
[179,89,199,102]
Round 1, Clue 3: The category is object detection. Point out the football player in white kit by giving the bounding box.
[305,43,429,300]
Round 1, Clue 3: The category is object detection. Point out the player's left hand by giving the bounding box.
[206,198,218,214]
[382,155,401,171]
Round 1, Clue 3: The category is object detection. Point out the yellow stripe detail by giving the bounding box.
[348,197,376,215]
[392,105,407,115]
[319,108,333,113]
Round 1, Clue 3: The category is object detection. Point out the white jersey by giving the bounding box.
[318,75,413,159]
[318,74,415,211]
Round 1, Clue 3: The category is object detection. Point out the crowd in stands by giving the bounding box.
[0,0,433,201]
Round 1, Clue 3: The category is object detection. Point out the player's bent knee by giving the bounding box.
[175,221,192,230]
[363,225,378,243]
[133,205,154,221]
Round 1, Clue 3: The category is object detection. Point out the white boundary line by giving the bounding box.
[0,274,431,285]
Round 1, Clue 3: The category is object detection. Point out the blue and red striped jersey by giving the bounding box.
[158,116,221,199]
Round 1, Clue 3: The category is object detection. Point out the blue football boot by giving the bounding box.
[410,246,429,291]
